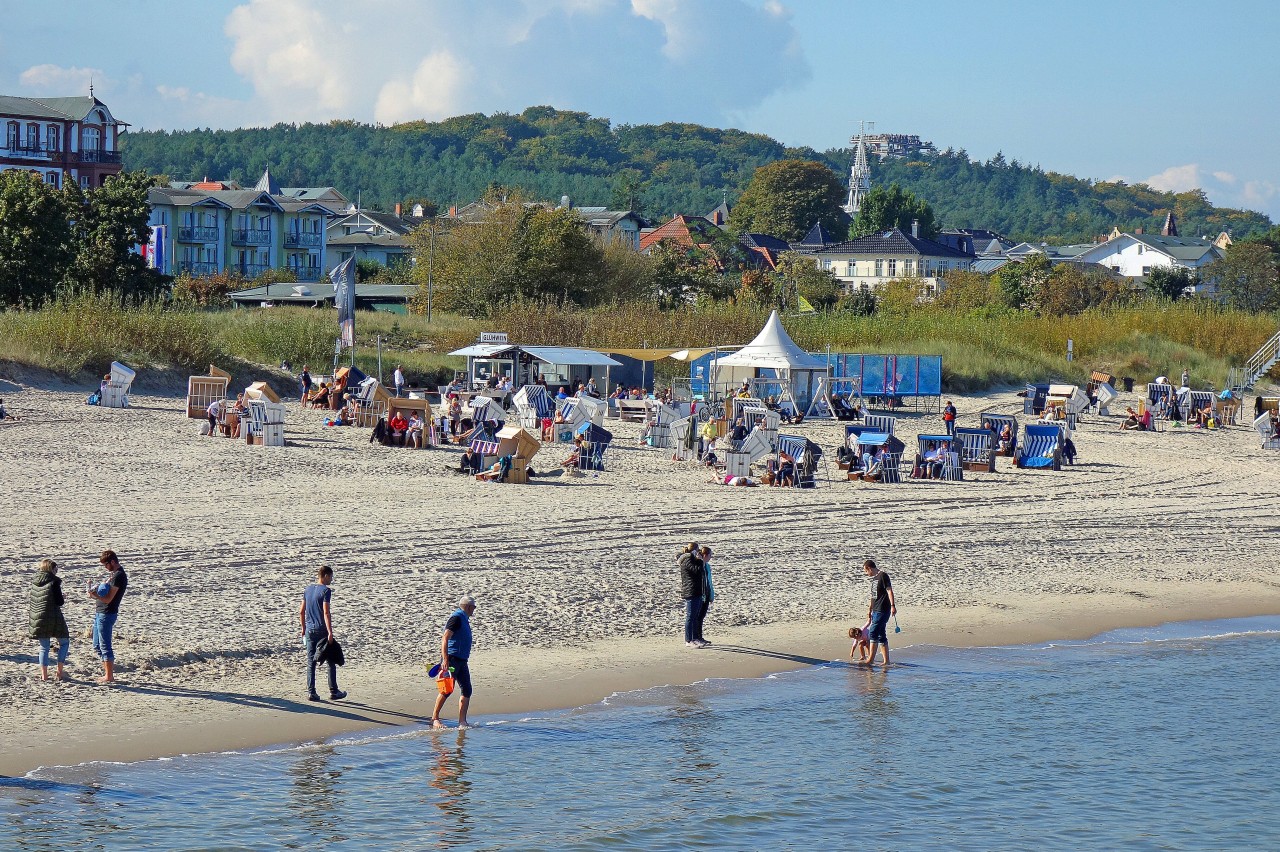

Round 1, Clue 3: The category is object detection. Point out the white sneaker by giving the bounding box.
[686,641,699,648]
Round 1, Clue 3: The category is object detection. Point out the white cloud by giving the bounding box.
[212,0,808,126]
[19,63,107,95]
[1135,163,1277,216]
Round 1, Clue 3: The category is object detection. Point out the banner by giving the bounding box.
[330,257,356,348]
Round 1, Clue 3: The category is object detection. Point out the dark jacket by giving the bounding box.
[29,572,69,640]
[678,552,706,600]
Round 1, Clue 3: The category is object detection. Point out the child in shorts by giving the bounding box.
[848,625,870,663]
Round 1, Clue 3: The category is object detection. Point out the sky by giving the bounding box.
[4,0,1278,219]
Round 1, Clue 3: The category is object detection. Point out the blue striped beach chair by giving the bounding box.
[1016,424,1063,470]
[773,433,825,488]
[979,413,1018,457]
[573,421,613,471]
[954,426,995,472]
[864,413,896,435]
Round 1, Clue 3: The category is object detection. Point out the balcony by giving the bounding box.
[232,228,272,246]
[177,261,219,276]
[77,149,122,164]
[285,232,323,248]
[5,143,49,160]
[289,266,322,282]
[177,226,219,243]
[236,263,270,277]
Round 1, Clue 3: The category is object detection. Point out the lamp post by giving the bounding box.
[426,215,436,323]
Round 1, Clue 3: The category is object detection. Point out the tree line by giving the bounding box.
[0,170,158,307]
[120,106,1271,244]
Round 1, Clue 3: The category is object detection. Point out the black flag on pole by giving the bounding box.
[330,257,356,348]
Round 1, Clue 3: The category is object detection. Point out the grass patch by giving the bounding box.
[1,293,1275,391]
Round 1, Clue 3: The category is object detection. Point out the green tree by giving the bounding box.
[1206,243,1280,312]
[609,169,647,214]
[727,160,846,242]
[647,240,720,308]
[66,171,161,298]
[1144,266,1198,301]
[850,184,937,240]
[775,251,841,310]
[1034,264,1130,315]
[837,287,877,316]
[992,253,1051,310]
[934,270,1005,312]
[0,171,75,305]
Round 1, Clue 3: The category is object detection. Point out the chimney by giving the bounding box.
[449,204,457,217]
[1135,226,1144,235]
[394,202,402,217]
[560,195,571,209]
[911,219,919,238]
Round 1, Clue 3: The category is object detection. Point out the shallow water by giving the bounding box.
[3,616,1278,851]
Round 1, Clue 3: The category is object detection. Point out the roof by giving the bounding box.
[1131,233,1220,261]
[253,167,282,195]
[229,283,415,303]
[447,343,620,367]
[149,185,339,215]
[0,94,124,124]
[712,311,826,371]
[330,210,418,236]
[327,231,411,248]
[148,187,232,209]
[639,215,718,252]
[796,221,839,248]
[814,227,972,259]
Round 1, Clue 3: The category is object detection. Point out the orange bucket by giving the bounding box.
[436,669,455,696]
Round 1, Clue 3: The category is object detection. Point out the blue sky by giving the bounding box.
[4,0,1277,219]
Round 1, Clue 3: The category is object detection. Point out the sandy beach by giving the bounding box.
[2,371,1279,777]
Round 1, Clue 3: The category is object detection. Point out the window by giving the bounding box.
[887,259,897,277]
[79,175,89,189]
[874,259,884,277]
[82,126,101,151]
[1142,266,1152,276]
[903,259,915,277]
[46,125,59,152]
[26,123,38,148]
[846,262,855,277]
[5,122,17,150]
[44,172,59,188]
[1137,244,1144,254]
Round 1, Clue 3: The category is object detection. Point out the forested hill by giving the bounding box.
[121,106,1271,243]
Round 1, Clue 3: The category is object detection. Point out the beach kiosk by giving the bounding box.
[448,335,622,394]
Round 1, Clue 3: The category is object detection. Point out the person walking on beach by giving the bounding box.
[942,400,957,437]
[394,365,405,397]
[678,543,707,648]
[300,565,346,702]
[88,550,127,684]
[862,559,896,667]
[432,596,477,729]
[29,559,70,681]
[300,366,313,403]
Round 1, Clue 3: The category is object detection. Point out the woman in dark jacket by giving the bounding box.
[678,543,706,647]
[29,559,70,681]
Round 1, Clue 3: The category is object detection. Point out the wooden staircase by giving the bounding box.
[1230,328,1280,391]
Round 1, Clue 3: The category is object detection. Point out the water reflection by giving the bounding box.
[286,746,347,845]
[850,666,900,742]
[426,729,472,845]
[669,690,722,788]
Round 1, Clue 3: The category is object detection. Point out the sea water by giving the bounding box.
[2,616,1278,851]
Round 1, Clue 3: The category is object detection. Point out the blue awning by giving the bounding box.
[522,346,621,367]
[855,432,891,446]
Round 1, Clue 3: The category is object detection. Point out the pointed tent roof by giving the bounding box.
[797,221,838,247]
[1161,210,1178,237]
[254,167,281,195]
[711,311,826,371]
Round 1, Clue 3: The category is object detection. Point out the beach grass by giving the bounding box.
[1,292,1275,390]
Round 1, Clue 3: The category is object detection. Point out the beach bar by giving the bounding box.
[448,334,621,392]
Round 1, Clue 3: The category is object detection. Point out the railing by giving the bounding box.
[1239,328,1280,389]
[77,149,122,164]
[177,226,219,243]
[285,232,322,247]
[177,261,219,276]
[5,143,48,159]
[232,228,272,246]
[236,263,270,277]
[290,267,322,282]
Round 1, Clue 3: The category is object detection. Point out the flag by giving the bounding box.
[330,257,356,348]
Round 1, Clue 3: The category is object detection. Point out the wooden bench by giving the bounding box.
[617,400,648,422]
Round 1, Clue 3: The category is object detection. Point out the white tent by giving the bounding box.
[710,311,826,410]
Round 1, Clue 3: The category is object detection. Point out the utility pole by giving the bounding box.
[426,216,436,323]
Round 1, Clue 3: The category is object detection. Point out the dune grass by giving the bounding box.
[1,292,1275,391]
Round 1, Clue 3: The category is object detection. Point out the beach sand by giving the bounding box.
[2,375,1278,776]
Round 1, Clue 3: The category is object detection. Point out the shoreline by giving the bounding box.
[9,583,1279,778]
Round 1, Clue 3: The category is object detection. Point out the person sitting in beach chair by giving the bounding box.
[407,413,424,448]
[1119,407,1142,431]
[477,454,513,482]
[998,424,1014,455]
[308,383,331,409]
[728,418,747,449]
[862,447,885,481]
[914,441,948,479]
[1194,403,1216,429]
[561,436,585,473]
[459,446,483,474]
[702,437,719,467]
[388,410,409,446]
[772,451,796,487]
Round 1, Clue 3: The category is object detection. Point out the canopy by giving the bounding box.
[710,311,826,371]
[604,346,739,362]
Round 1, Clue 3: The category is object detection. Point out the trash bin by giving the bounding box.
[1122,377,1134,392]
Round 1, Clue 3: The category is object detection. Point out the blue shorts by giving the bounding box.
[451,658,473,698]
[868,610,889,644]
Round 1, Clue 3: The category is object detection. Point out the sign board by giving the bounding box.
[479,332,509,345]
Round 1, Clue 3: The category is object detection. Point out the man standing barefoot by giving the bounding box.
[89,550,128,684]
[863,559,896,667]
[432,596,476,729]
